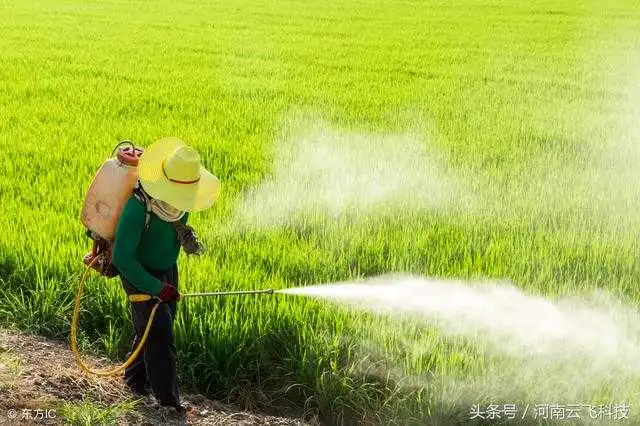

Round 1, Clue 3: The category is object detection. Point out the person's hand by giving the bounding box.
[157,283,181,302]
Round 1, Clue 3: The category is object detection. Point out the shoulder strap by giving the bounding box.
[132,183,152,233]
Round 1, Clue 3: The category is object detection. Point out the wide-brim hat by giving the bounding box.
[137,137,221,212]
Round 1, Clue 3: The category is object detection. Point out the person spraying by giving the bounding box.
[110,137,220,414]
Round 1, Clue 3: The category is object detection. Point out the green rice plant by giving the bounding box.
[1,0,640,424]
[58,398,138,426]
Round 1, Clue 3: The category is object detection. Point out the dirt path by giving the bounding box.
[0,328,313,425]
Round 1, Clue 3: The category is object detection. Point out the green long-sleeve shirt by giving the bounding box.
[112,195,189,294]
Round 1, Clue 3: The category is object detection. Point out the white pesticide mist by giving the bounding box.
[280,276,640,403]
[279,275,640,361]
[234,117,468,229]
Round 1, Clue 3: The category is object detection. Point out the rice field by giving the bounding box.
[1,0,640,424]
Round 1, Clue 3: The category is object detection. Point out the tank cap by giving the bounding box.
[117,146,144,167]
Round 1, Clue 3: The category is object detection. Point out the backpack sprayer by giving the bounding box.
[72,141,274,377]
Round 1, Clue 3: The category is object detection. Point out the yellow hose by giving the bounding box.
[70,254,159,376]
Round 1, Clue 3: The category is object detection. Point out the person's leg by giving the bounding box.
[143,265,181,408]
[123,322,149,395]
[166,265,180,400]
[121,277,149,395]
[143,300,180,407]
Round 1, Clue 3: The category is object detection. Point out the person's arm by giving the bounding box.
[112,196,163,295]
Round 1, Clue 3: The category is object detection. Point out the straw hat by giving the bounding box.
[137,137,221,212]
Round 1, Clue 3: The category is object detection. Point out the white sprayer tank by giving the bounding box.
[81,145,144,242]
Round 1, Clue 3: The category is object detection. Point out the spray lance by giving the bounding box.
[127,288,275,302]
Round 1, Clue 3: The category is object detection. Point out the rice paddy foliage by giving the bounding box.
[1,0,640,424]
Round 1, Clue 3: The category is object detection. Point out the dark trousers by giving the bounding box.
[120,265,180,406]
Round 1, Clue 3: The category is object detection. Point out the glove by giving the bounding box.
[157,283,181,302]
[174,222,204,256]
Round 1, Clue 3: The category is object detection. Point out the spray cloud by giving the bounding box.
[281,276,640,405]
[234,116,468,229]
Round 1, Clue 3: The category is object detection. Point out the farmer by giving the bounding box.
[111,137,220,414]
